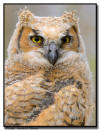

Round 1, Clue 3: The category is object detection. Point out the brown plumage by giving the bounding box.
[5,8,91,126]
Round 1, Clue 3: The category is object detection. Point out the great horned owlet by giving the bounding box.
[5,8,92,126]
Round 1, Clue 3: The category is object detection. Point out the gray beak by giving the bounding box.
[47,43,59,65]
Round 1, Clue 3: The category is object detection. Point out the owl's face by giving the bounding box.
[8,9,84,68]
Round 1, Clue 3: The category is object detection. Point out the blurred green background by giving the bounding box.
[4,4,96,125]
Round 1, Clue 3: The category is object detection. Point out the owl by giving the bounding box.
[5,8,92,126]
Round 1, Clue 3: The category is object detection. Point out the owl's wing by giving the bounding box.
[5,75,48,126]
[25,82,90,126]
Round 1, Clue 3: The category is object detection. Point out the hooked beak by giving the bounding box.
[46,42,59,65]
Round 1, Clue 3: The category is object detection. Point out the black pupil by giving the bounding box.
[35,37,39,41]
[63,37,67,42]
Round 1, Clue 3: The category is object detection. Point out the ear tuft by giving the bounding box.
[62,10,79,24]
[18,7,34,25]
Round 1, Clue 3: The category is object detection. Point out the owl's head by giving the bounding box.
[7,8,85,68]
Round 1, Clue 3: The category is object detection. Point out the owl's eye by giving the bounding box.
[62,35,72,44]
[31,36,43,45]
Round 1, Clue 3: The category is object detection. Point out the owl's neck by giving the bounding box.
[5,58,70,87]
[5,53,90,87]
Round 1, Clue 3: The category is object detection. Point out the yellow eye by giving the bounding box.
[31,36,43,44]
[66,37,70,43]
[62,35,72,44]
